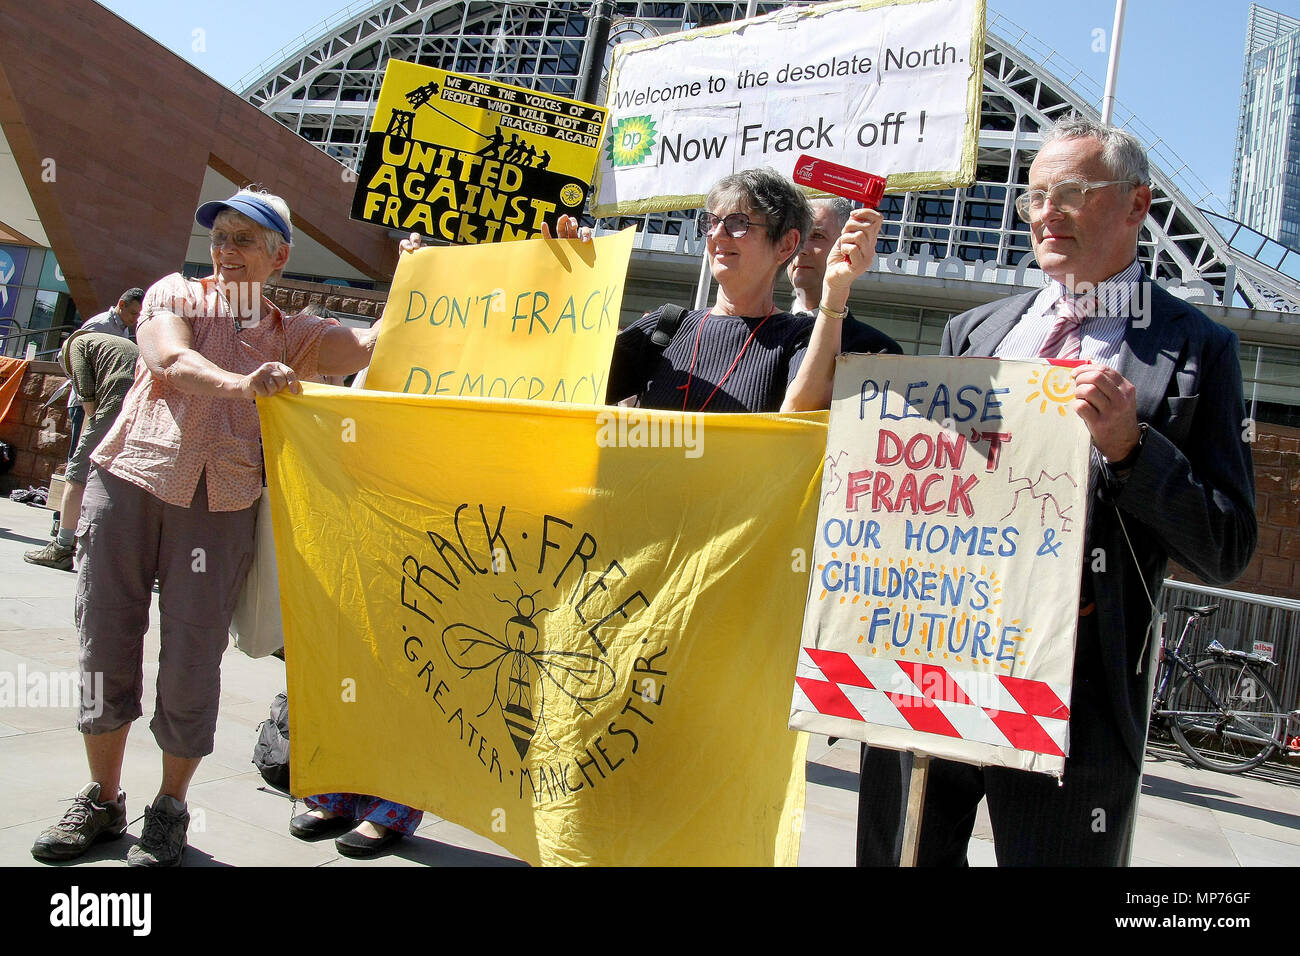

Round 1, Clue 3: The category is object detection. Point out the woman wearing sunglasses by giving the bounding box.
[558,166,881,413]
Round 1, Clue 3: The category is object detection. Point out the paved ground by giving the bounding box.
[2,495,1298,867]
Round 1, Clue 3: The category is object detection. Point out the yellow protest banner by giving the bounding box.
[365,227,635,400]
[260,384,825,866]
[352,59,607,242]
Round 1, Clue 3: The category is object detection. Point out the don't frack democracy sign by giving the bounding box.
[364,228,636,402]
[591,0,985,216]
[790,355,1090,776]
[352,60,607,242]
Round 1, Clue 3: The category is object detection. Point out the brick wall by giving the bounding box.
[0,361,71,495]
[1241,423,1300,597]
[265,278,389,321]
[1167,421,1299,600]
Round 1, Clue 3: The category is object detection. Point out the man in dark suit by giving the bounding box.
[856,114,1257,866]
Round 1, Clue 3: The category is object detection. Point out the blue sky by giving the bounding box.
[97,0,1298,213]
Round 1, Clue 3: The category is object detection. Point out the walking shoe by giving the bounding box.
[31,782,127,861]
[23,540,74,572]
[126,794,189,867]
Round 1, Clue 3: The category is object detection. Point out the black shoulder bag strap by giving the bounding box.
[617,305,687,407]
[648,304,687,350]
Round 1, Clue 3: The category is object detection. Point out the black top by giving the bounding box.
[793,305,904,356]
[606,307,815,413]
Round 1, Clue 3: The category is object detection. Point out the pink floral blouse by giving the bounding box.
[92,274,337,511]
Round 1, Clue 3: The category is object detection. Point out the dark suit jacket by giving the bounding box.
[941,281,1257,766]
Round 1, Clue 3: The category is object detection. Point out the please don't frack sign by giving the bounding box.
[790,354,1091,776]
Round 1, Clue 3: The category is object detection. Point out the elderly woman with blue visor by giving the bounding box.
[30,187,383,868]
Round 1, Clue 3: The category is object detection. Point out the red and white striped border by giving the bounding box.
[792,647,1071,757]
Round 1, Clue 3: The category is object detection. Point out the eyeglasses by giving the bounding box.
[210,231,262,250]
[1014,179,1137,222]
[696,211,769,239]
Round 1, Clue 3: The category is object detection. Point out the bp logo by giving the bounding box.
[605,116,656,167]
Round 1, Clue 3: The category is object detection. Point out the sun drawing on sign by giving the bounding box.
[1024,365,1075,415]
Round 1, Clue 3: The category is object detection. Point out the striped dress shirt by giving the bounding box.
[993,259,1145,369]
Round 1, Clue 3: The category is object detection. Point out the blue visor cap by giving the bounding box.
[195,195,292,245]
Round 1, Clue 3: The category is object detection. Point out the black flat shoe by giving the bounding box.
[335,825,403,858]
[289,811,354,840]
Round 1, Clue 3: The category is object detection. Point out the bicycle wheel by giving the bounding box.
[1168,661,1282,773]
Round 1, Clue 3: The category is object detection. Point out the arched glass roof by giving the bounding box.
[241,0,1300,313]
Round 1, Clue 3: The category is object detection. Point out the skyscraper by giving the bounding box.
[1231,4,1300,251]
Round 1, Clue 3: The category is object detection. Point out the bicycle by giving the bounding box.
[1148,603,1300,774]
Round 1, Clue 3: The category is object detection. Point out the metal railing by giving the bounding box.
[0,324,77,361]
[1159,579,1300,714]
[235,0,403,95]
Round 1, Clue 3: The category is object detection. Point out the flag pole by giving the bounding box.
[693,0,760,310]
[1100,0,1127,124]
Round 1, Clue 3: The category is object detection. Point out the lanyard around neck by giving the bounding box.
[678,306,775,412]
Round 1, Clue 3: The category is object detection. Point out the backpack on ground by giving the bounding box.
[252,691,290,792]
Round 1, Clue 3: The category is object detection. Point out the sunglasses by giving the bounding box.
[210,231,264,250]
[696,211,770,239]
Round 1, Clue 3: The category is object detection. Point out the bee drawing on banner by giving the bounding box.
[442,585,616,761]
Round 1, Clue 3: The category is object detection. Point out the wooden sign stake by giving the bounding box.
[899,754,930,867]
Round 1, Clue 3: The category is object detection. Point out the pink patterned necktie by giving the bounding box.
[1038,294,1093,360]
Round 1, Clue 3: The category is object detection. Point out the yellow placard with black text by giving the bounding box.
[352,60,607,242]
